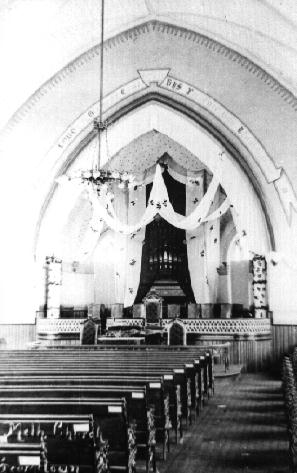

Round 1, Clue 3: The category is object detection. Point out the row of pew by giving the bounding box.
[0,345,215,473]
[282,349,297,473]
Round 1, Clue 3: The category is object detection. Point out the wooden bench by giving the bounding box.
[0,414,93,473]
[0,346,214,392]
[0,371,173,460]
[0,347,214,469]
[0,385,158,471]
[0,345,214,395]
[0,347,213,405]
[0,360,193,438]
[0,443,45,472]
[0,375,168,470]
[0,398,133,473]
[0,347,213,436]
[282,353,297,472]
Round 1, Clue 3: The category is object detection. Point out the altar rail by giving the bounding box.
[36,318,271,337]
[107,318,271,336]
[36,318,84,344]
[36,318,271,339]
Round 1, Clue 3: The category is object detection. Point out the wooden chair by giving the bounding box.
[80,318,98,345]
[143,290,163,326]
[167,319,187,346]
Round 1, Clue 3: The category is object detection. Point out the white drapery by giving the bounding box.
[186,171,209,303]
[124,185,146,307]
[87,164,230,235]
[93,231,117,305]
[204,193,221,303]
[76,203,104,262]
[186,173,221,304]
[113,185,128,303]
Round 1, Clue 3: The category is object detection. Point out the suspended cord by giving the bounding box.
[92,0,105,311]
[97,0,105,170]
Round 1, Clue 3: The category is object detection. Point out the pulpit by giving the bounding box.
[143,290,163,325]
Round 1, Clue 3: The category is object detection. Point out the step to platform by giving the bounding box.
[214,364,243,383]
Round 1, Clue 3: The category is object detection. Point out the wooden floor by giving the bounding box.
[159,373,289,473]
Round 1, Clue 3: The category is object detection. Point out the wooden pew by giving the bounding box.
[50,344,215,396]
[0,443,45,472]
[0,375,167,470]
[282,353,297,472]
[0,414,93,473]
[0,385,158,471]
[0,345,213,385]
[0,398,133,473]
[0,348,213,437]
[0,346,213,398]
[0,361,190,441]
[0,347,212,408]
[0,373,172,462]
[0,347,213,452]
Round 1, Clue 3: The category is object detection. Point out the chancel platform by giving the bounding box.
[36,314,271,371]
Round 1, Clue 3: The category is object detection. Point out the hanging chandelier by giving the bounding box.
[56,0,135,193]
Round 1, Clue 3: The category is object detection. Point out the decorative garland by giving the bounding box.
[88,164,230,235]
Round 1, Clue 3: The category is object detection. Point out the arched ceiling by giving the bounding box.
[1,0,297,129]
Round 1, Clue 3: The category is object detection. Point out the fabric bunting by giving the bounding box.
[87,164,230,235]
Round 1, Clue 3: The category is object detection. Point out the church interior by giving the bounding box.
[0,1,297,471]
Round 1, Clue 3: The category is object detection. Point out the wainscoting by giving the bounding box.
[0,324,36,349]
[272,325,297,369]
[191,334,272,372]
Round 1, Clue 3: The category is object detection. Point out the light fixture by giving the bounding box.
[56,0,134,193]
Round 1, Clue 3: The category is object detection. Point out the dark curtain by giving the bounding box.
[135,167,195,303]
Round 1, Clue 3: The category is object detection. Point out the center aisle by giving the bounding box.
[159,373,289,473]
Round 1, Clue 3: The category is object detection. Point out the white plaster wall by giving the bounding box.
[61,272,94,307]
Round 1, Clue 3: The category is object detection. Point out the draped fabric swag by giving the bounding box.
[87,164,230,235]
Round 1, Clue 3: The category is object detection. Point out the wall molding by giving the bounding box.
[3,20,297,135]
